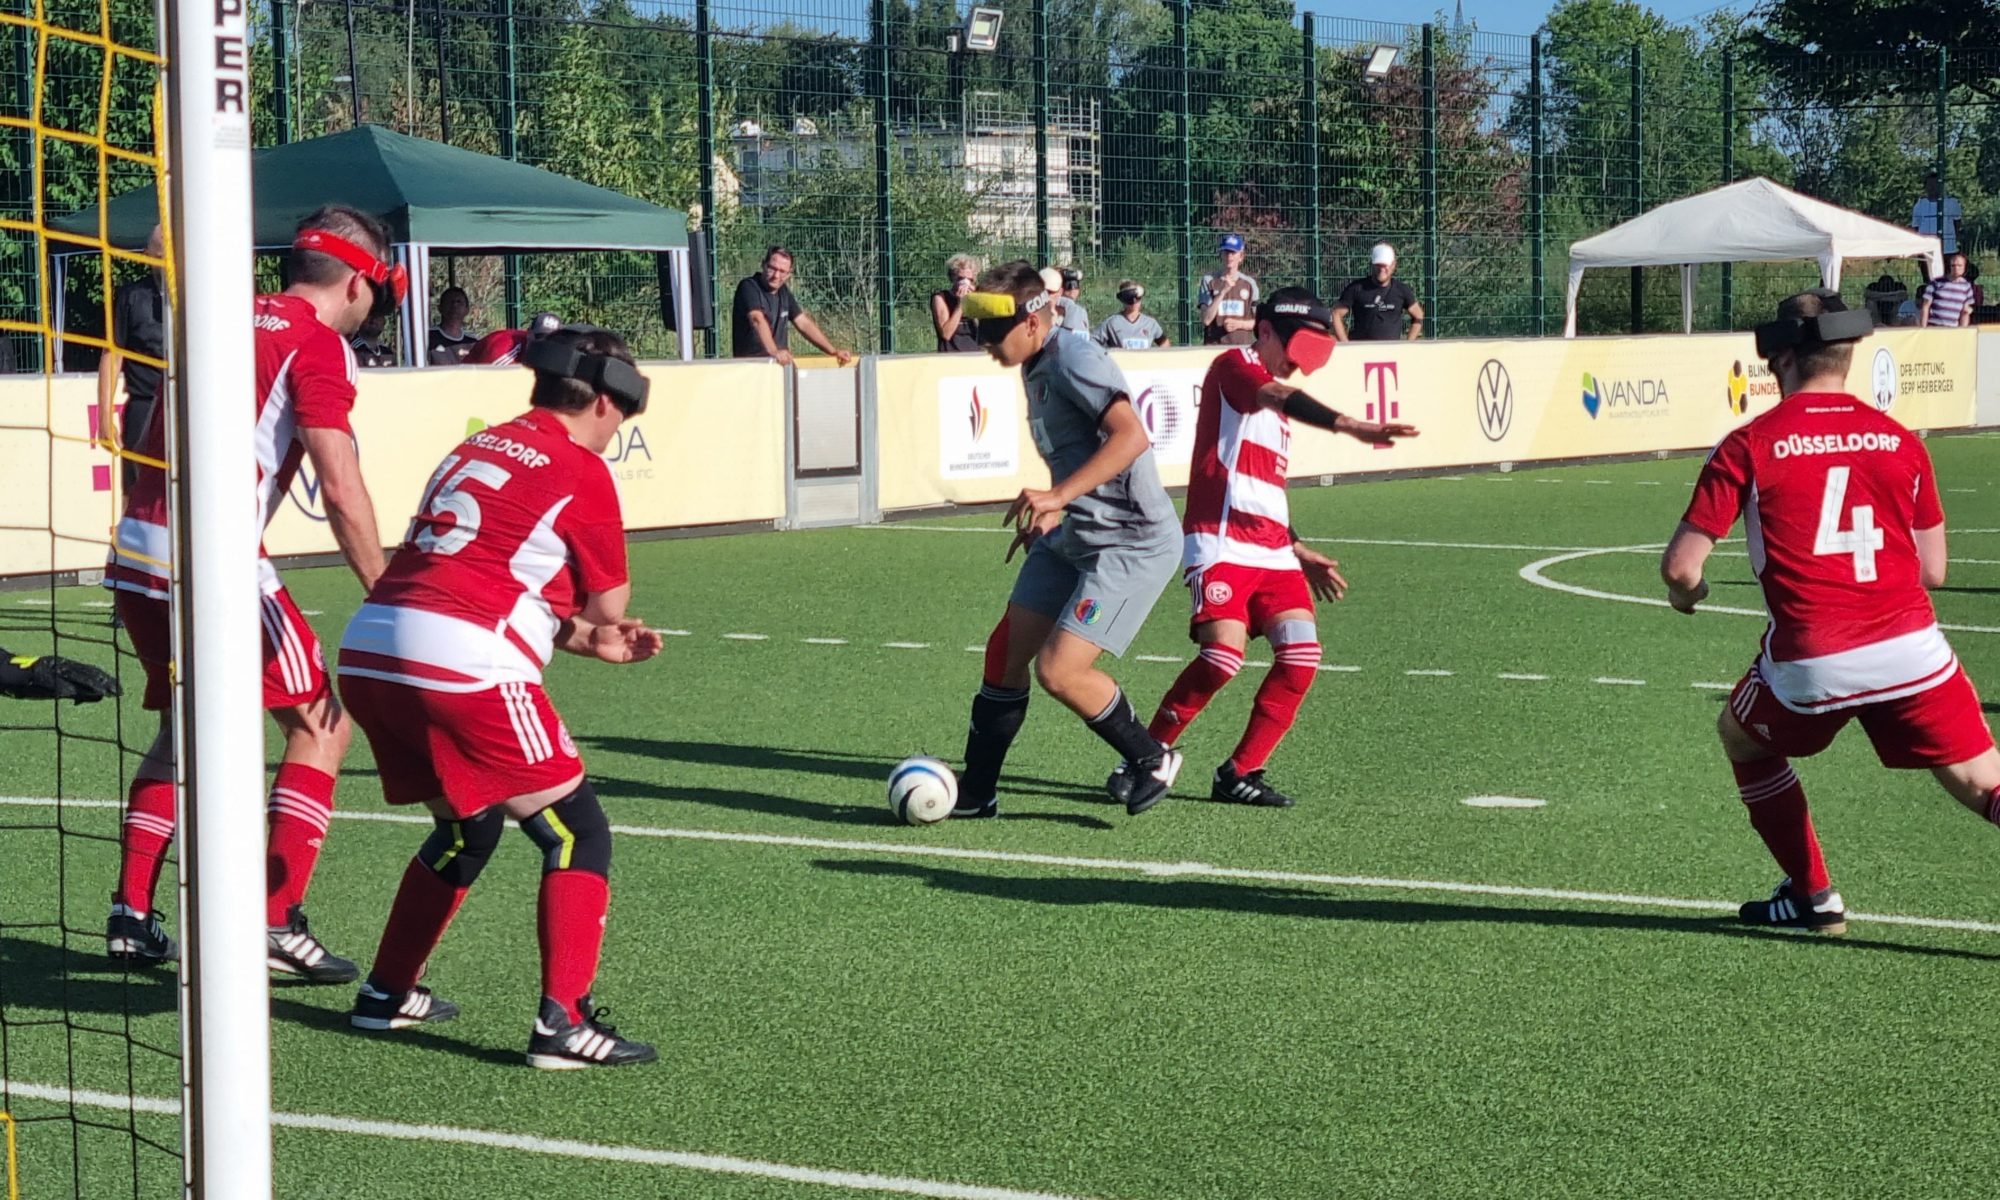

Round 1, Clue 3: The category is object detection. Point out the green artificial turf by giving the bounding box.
[3,434,1999,1198]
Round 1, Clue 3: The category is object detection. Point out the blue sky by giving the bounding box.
[1368,0,1749,37]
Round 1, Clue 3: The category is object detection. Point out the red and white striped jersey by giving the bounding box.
[337,410,628,692]
[105,292,358,600]
[1182,346,1295,575]
[1683,391,1952,713]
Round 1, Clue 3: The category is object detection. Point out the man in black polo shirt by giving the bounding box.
[95,225,168,481]
[730,246,854,365]
[1333,243,1424,342]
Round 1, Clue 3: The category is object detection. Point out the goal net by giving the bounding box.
[0,0,267,1196]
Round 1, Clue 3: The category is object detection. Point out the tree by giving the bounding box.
[1751,0,2000,103]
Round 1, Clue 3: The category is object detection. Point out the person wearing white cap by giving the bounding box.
[1333,243,1424,342]
[1197,233,1259,345]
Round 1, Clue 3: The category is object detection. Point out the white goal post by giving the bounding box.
[161,0,273,1196]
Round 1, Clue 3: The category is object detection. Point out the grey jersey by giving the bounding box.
[1021,326,1178,544]
[1097,312,1165,350]
[1060,297,1091,334]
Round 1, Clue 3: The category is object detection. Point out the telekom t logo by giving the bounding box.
[1363,362,1399,451]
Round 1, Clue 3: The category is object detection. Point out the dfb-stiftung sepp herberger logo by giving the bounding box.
[1474,359,1512,442]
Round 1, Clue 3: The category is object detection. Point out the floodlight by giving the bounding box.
[962,6,1004,53]
[1363,45,1400,80]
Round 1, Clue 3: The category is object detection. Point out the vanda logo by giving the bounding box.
[1581,372,1669,419]
[1474,359,1513,441]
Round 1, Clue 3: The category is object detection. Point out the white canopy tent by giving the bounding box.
[1564,177,1944,337]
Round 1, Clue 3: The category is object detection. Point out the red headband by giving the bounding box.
[292,228,408,307]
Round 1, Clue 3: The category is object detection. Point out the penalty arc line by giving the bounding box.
[1517,546,2000,635]
[0,1081,1097,1200]
[3,797,1994,936]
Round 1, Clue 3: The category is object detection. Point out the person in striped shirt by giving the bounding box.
[1115,287,1417,808]
[1919,253,1975,328]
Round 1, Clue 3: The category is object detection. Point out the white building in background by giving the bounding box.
[722,92,1102,253]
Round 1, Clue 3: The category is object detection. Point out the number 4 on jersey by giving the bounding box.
[1813,466,1884,583]
[410,454,512,556]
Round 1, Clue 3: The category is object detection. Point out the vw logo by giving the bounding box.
[1475,359,1513,442]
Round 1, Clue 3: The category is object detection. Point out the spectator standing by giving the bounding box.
[1197,234,1258,345]
[1919,252,1975,328]
[930,254,981,353]
[731,246,854,365]
[1911,170,1963,257]
[350,314,395,368]
[427,286,480,364]
[1333,243,1424,341]
[1059,267,1090,335]
[1967,261,1985,322]
[95,225,168,472]
[1096,282,1169,350]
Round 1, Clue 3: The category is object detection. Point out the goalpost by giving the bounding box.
[161,0,272,1196]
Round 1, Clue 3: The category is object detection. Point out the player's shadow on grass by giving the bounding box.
[593,772,1114,831]
[269,996,523,1069]
[813,861,2000,963]
[0,935,178,1017]
[583,736,1120,821]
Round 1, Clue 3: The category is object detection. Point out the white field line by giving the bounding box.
[1520,545,2000,634]
[0,1081,1093,1200]
[875,525,1619,555]
[1497,673,1549,681]
[3,796,1996,934]
[1593,677,1647,686]
[1319,664,1363,673]
[1691,682,1735,690]
[804,638,849,646]
[722,633,769,641]
[1404,669,1454,677]
[882,642,931,650]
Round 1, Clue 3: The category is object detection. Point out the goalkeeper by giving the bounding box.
[0,650,121,703]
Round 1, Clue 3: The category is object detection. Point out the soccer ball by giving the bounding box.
[887,756,958,825]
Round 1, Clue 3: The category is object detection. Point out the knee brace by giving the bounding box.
[417,806,505,888]
[1269,619,1320,655]
[520,780,612,878]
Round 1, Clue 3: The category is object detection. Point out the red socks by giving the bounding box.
[1148,644,1244,744]
[1733,758,1832,896]
[1228,641,1320,774]
[539,870,609,1022]
[368,858,468,995]
[115,777,177,917]
[265,762,336,926]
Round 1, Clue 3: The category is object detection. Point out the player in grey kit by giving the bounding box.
[953,260,1183,817]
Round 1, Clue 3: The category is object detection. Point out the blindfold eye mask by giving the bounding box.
[962,290,1049,344]
[1260,299,1337,374]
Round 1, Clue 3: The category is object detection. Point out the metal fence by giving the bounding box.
[5,0,1997,366]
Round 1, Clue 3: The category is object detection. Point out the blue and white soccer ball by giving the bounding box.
[887,756,958,825]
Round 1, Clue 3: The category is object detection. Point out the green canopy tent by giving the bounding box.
[52,125,695,363]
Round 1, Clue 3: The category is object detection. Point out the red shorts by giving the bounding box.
[339,674,585,817]
[1186,562,1313,639]
[1729,663,1996,769]
[114,584,332,712]
[113,586,329,711]
[113,590,174,711]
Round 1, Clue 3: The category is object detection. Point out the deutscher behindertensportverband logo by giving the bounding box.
[1474,359,1512,441]
[1727,361,1749,415]
[968,390,990,442]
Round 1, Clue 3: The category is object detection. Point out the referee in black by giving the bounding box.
[95,224,168,485]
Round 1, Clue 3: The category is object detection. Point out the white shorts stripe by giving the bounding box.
[502,683,553,764]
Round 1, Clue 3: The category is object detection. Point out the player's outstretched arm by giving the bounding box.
[300,426,387,592]
[1254,383,1419,444]
[1660,522,1716,614]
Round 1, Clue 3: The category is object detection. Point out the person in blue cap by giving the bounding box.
[1197,233,1259,345]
